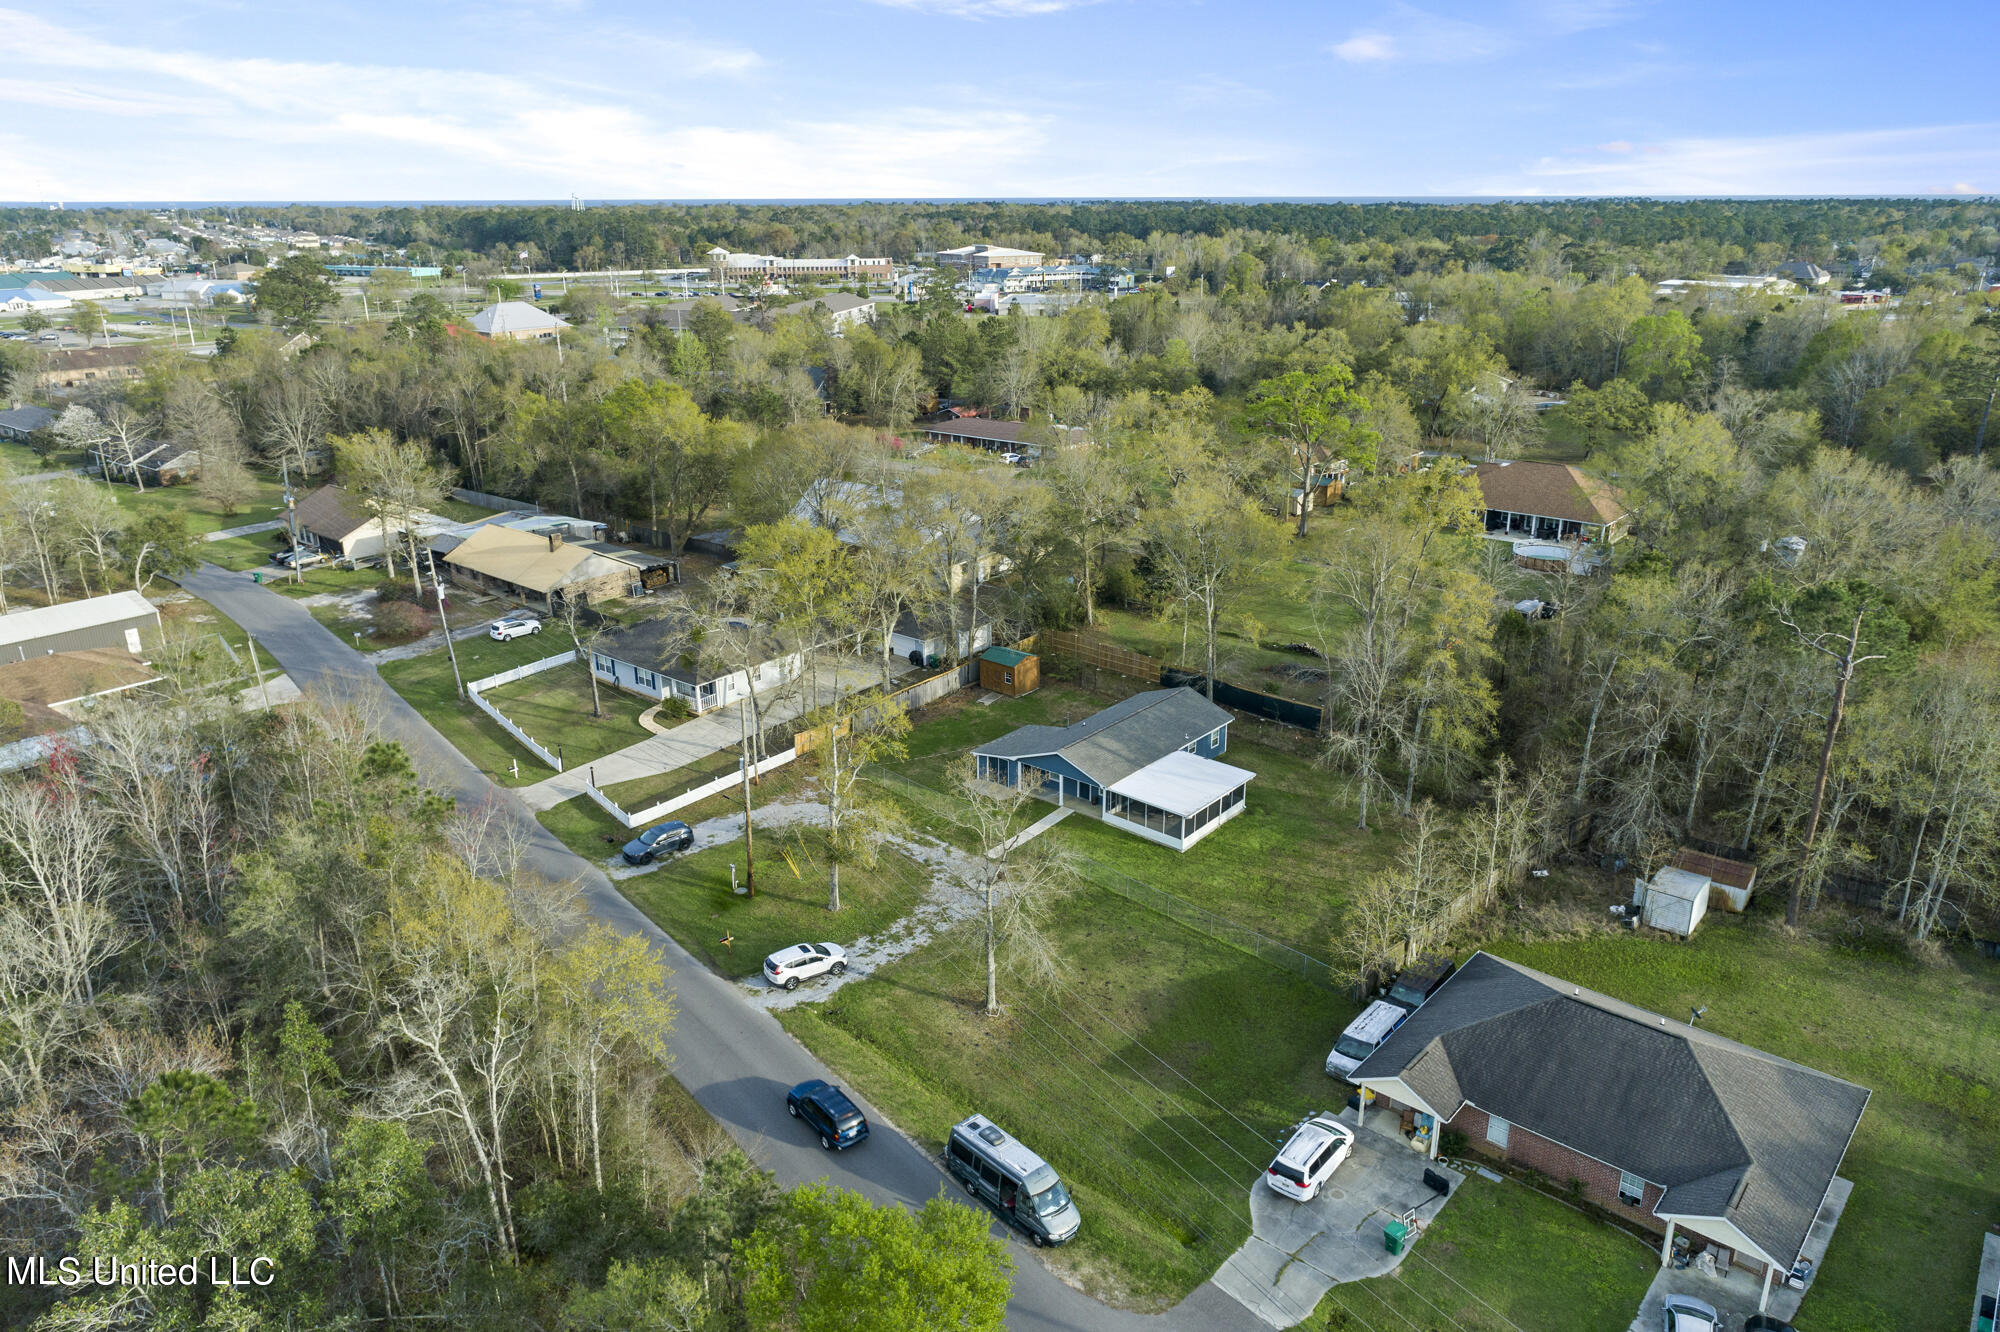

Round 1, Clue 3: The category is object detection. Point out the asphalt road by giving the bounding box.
[177,564,1267,1332]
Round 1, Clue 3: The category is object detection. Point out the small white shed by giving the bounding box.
[1636,867,1711,937]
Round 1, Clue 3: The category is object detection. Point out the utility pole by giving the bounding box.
[427,546,465,700]
[280,459,300,583]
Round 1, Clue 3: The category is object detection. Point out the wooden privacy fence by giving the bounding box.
[450,487,537,514]
[1041,629,1162,683]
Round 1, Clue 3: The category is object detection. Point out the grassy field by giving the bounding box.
[1325,1172,1658,1332]
[780,881,1357,1310]
[378,629,647,784]
[1492,917,2000,1332]
[120,474,290,535]
[618,824,936,979]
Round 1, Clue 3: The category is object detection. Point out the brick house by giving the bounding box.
[1351,951,1868,1315]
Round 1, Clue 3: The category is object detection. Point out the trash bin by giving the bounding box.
[252,572,263,584]
[1383,1220,1408,1255]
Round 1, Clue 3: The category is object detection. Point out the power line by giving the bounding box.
[1403,1246,1535,1332]
[931,943,1217,1241]
[1030,964,1279,1153]
[998,972,1252,1210]
[1003,963,1269,1172]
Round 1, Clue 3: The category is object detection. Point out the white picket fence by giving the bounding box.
[468,649,578,772]
[584,748,798,829]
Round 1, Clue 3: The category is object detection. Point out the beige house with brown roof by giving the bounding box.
[440,524,662,610]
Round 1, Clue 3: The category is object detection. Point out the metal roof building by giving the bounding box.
[0,590,159,661]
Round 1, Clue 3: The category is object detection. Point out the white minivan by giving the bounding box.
[1325,999,1408,1080]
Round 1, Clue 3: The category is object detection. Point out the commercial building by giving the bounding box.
[704,249,892,284]
[468,301,570,342]
[937,244,1045,270]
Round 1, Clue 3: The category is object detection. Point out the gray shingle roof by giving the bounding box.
[1352,952,1867,1268]
[0,405,56,436]
[973,687,1231,787]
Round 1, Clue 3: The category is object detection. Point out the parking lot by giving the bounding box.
[1213,1106,1462,1328]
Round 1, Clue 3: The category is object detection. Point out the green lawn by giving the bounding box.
[0,440,86,474]
[378,630,647,784]
[601,747,743,811]
[434,497,512,522]
[618,824,935,979]
[1326,1173,1657,1332]
[119,474,290,535]
[1491,919,2000,1332]
[779,882,1357,1310]
[204,533,286,572]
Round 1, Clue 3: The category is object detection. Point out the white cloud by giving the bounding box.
[1464,124,2000,196]
[862,0,1093,15]
[1329,6,1515,64]
[0,10,1100,199]
[1332,31,1397,61]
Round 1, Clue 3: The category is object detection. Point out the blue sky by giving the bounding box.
[2,0,1992,202]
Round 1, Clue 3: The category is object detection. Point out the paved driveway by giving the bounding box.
[1213,1107,1461,1328]
[174,562,1263,1332]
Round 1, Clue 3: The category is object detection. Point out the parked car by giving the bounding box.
[1264,1114,1355,1201]
[785,1078,870,1150]
[1663,1295,1721,1332]
[1325,1000,1408,1079]
[1384,955,1457,1012]
[944,1114,1080,1247]
[762,942,846,990]
[134,319,155,326]
[1743,1316,1798,1332]
[620,820,693,866]
[488,614,542,641]
[998,452,1024,466]
[270,548,330,570]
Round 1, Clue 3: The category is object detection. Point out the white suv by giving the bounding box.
[1265,1115,1354,1201]
[488,615,542,641]
[762,942,847,991]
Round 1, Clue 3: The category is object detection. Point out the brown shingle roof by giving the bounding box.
[291,485,370,541]
[1473,461,1626,526]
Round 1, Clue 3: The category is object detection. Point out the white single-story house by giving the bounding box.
[0,288,72,314]
[586,614,804,714]
[973,687,1251,851]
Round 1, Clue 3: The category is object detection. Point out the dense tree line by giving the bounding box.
[0,661,1012,1330]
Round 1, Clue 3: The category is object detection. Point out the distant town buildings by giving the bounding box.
[937,243,1045,270]
[704,249,892,284]
[469,301,570,342]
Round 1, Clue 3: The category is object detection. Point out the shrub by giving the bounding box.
[373,601,433,640]
[376,579,423,606]
[656,696,694,722]
[1439,1128,1469,1159]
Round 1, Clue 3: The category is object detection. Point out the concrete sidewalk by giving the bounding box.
[206,518,286,541]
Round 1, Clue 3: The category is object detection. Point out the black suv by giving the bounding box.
[1385,955,1457,1012]
[785,1079,870,1151]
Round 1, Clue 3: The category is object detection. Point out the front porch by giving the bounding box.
[1628,1178,1851,1329]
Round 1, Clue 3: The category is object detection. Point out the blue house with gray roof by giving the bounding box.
[972,687,1251,851]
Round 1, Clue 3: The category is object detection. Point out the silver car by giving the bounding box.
[1662,1294,1720,1332]
[762,942,847,991]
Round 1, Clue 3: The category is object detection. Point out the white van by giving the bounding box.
[1325,999,1407,1080]
[944,1115,1081,1247]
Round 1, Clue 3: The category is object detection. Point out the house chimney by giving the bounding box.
[546,531,562,552]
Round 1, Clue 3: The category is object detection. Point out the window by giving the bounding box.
[1486,1116,1511,1149]
[1617,1171,1645,1206]
[1002,669,1013,684]
[594,654,613,673]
